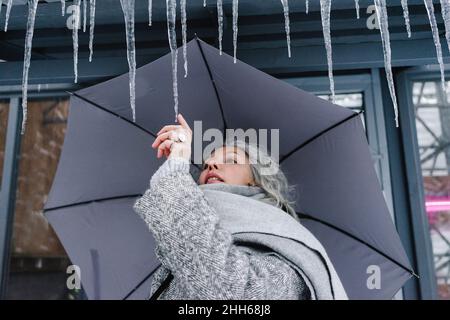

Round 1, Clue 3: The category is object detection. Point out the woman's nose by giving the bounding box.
[204,160,219,170]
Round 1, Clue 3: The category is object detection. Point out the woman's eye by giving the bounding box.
[225,157,238,164]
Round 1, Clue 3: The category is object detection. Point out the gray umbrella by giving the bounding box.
[43,37,416,300]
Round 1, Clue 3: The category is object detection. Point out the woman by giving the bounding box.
[133,114,347,300]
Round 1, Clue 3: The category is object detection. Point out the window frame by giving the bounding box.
[395,65,448,300]
[0,83,77,299]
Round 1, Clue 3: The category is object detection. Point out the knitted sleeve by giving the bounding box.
[133,157,309,299]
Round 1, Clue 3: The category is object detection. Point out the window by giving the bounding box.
[5,97,83,300]
[412,79,450,299]
[317,92,365,128]
[0,100,9,189]
[317,92,364,110]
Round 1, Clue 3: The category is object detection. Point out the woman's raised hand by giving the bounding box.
[151,113,193,161]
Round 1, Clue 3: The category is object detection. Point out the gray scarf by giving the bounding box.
[198,182,348,300]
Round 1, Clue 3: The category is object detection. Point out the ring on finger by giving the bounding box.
[170,128,187,143]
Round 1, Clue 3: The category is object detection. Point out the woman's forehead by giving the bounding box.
[210,146,247,157]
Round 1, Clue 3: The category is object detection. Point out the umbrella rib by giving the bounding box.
[296,212,419,278]
[72,91,157,137]
[43,194,143,212]
[123,263,162,300]
[148,271,174,300]
[69,92,202,170]
[195,37,228,131]
[280,110,364,164]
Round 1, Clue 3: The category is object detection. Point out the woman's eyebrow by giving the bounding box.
[225,151,241,158]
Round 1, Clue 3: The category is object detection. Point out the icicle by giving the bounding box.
[73,0,81,83]
[21,0,39,135]
[232,0,239,63]
[89,0,96,62]
[319,0,335,104]
[280,0,291,58]
[83,0,87,32]
[203,0,206,7]
[37,84,41,92]
[424,0,447,95]
[401,0,411,38]
[61,0,66,16]
[440,0,450,53]
[120,0,137,122]
[306,0,309,14]
[148,0,152,26]
[181,0,188,78]
[355,0,360,19]
[166,0,178,121]
[217,0,223,55]
[4,0,13,32]
[374,0,399,127]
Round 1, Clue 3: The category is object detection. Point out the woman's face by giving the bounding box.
[198,146,256,186]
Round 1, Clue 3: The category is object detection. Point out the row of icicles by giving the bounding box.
[6,0,450,134]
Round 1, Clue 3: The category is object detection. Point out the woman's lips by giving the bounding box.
[205,171,225,184]
[206,177,224,184]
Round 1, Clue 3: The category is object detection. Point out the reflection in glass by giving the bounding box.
[5,97,83,300]
[317,93,365,129]
[413,80,450,300]
[317,92,364,110]
[0,100,9,190]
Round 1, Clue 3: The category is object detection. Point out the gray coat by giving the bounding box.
[133,157,346,300]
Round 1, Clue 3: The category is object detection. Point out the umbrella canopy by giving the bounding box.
[44,37,415,300]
